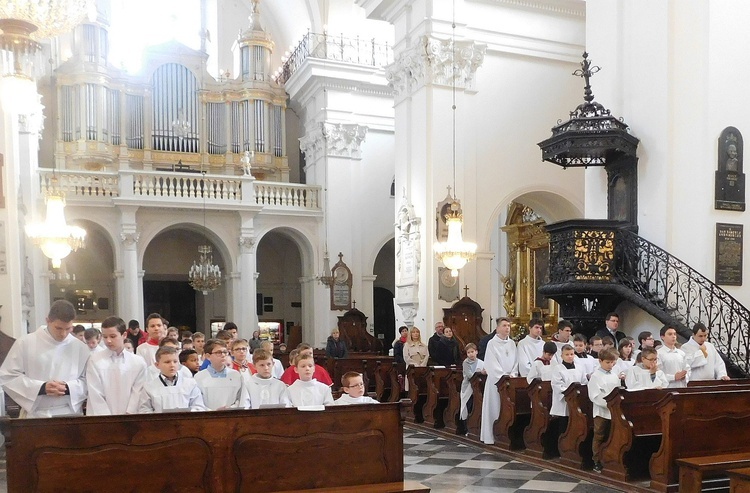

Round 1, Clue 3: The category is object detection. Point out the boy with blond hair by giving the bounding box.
[138,346,205,413]
[280,344,333,386]
[588,348,621,473]
[333,371,378,405]
[230,339,257,379]
[86,316,149,415]
[261,340,284,379]
[246,349,289,409]
[284,353,334,407]
[194,340,250,410]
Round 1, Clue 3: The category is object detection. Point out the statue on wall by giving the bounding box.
[715,127,746,211]
[395,192,421,327]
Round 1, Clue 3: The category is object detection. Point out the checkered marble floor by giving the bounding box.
[403,427,623,493]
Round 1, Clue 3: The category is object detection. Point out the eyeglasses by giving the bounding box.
[211,350,229,356]
[233,347,249,351]
[346,382,365,388]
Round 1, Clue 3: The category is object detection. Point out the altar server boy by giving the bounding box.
[261,340,284,379]
[86,316,149,415]
[459,343,485,420]
[245,349,289,409]
[194,340,250,410]
[333,371,379,405]
[625,347,669,390]
[138,346,206,413]
[136,313,167,365]
[526,341,558,383]
[550,345,588,419]
[588,348,621,474]
[284,353,334,407]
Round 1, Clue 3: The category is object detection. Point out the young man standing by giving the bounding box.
[682,322,729,381]
[86,316,149,415]
[517,318,546,377]
[0,300,89,417]
[480,318,518,444]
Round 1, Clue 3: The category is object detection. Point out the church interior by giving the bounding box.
[2,0,750,491]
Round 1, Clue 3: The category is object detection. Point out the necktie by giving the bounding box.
[700,345,708,358]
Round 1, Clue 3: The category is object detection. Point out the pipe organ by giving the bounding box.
[53,15,289,181]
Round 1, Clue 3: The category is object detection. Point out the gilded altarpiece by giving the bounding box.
[500,203,559,338]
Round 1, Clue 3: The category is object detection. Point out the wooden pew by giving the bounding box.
[375,361,403,403]
[604,381,750,482]
[677,453,750,493]
[406,366,430,423]
[466,373,486,441]
[443,369,464,434]
[558,382,593,470]
[650,389,750,493]
[0,401,427,493]
[494,376,531,450]
[423,366,455,428]
[326,355,394,392]
[523,379,553,459]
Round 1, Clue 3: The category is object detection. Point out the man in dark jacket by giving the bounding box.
[594,312,627,349]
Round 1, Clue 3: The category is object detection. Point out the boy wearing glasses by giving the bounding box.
[194,339,250,410]
[230,339,257,381]
[333,372,378,405]
[625,347,668,390]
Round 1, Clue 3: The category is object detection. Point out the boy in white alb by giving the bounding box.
[588,348,621,474]
[625,347,669,390]
[285,353,334,407]
[516,318,546,377]
[194,340,250,410]
[460,343,485,420]
[551,345,588,418]
[333,371,379,405]
[681,322,729,381]
[246,349,289,409]
[657,325,689,388]
[138,346,206,413]
[261,341,284,379]
[526,341,558,383]
[480,318,518,444]
[84,328,106,354]
[136,313,166,366]
[86,316,149,415]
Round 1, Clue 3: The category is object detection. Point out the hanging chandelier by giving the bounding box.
[0,1,92,113]
[435,199,476,277]
[434,8,476,278]
[25,189,86,268]
[189,171,223,295]
[189,245,222,295]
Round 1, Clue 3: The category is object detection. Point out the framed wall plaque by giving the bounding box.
[716,223,743,286]
[330,252,352,311]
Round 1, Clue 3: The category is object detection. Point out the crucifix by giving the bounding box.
[352,300,357,309]
[463,285,470,298]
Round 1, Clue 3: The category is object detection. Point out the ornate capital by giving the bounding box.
[386,35,486,97]
[239,235,256,253]
[299,122,368,161]
[120,231,140,247]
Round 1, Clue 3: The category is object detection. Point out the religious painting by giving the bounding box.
[715,127,745,211]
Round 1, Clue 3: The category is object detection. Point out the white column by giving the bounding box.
[236,235,257,338]
[361,274,377,336]
[118,205,140,321]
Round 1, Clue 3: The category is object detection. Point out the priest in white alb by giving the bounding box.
[480,317,518,444]
[682,322,729,381]
[86,316,149,415]
[0,300,90,418]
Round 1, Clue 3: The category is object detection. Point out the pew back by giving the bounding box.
[0,403,408,493]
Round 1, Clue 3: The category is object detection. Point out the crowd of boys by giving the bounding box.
[0,300,379,420]
[468,313,728,474]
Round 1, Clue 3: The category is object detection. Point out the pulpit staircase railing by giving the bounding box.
[613,230,750,376]
[543,220,749,376]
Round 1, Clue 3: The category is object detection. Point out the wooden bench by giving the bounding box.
[604,381,750,482]
[406,366,430,423]
[375,361,403,403]
[443,369,463,434]
[677,453,750,493]
[523,379,553,459]
[494,376,530,450]
[326,355,394,392]
[650,389,750,492]
[727,466,750,493]
[0,401,425,493]
[558,382,593,469]
[466,372,486,441]
[423,366,455,428]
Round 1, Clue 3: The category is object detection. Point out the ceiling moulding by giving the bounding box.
[479,0,585,18]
